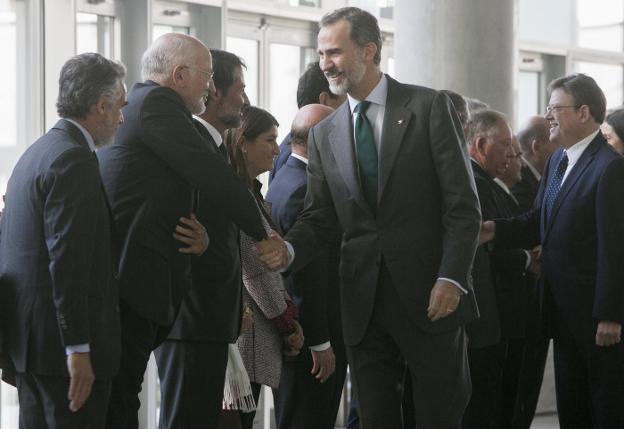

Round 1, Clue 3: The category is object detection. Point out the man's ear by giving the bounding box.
[474,135,489,157]
[319,91,330,106]
[171,64,187,87]
[93,96,109,116]
[362,42,377,64]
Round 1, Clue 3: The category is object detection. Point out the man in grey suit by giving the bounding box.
[261,7,481,428]
[0,53,126,428]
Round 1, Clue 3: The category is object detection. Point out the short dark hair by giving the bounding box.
[225,106,279,186]
[206,49,246,103]
[548,73,606,123]
[296,61,339,108]
[606,108,624,143]
[440,90,469,129]
[320,7,382,65]
[56,53,126,119]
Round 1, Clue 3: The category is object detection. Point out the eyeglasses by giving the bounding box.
[545,104,581,113]
[184,65,214,80]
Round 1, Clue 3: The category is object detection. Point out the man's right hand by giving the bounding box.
[255,231,289,271]
[480,221,496,244]
[67,352,94,412]
[311,347,336,383]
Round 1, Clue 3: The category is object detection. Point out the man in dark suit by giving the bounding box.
[482,73,624,428]
[512,116,556,212]
[260,7,482,428]
[270,61,346,182]
[153,49,250,429]
[463,111,533,429]
[0,53,125,428]
[509,116,554,429]
[267,104,347,429]
[97,34,283,428]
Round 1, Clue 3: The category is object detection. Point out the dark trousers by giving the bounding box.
[462,338,525,429]
[347,267,471,429]
[272,348,348,429]
[154,339,229,429]
[510,334,549,429]
[105,301,172,429]
[239,382,262,429]
[552,316,624,429]
[16,372,111,429]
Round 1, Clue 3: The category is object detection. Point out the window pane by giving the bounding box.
[226,36,259,107]
[269,43,302,144]
[577,0,624,51]
[0,2,17,149]
[76,12,113,57]
[518,71,540,126]
[152,24,189,42]
[575,62,623,109]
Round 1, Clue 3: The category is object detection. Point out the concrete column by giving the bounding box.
[394,0,516,118]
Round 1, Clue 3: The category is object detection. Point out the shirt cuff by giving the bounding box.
[309,341,331,352]
[524,250,531,271]
[65,344,90,355]
[282,241,295,272]
[438,277,468,294]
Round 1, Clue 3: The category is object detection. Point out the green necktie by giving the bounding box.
[354,101,378,213]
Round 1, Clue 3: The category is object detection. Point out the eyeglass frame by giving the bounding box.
[183,65,214,80]
[545,104,582,114]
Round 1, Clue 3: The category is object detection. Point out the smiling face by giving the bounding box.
[317,20,367,96]
[178,49,215,115]
[545,88,585,149]
[243,125,280,178]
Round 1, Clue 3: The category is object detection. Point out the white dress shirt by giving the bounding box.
[561,129,600,184]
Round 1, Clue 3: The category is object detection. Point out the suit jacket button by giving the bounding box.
[113,271,119,280]
[116,305,120,313]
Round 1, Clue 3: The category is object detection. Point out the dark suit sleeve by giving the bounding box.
[474,176,528,278]
[429,92,482,285]
[285,128,341,271]
[43,148,101,347]
[277,183,331,347]
[594,157,624,321]
[140,88,266,241]
[292,252,330,347]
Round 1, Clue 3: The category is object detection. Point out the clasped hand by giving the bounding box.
[284,320,304,357]
[255,230,289,271]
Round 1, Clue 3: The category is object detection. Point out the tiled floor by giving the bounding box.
[531,413,559,428]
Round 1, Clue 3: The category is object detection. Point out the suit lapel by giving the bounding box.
[329,103,369,211]
[543,137,601,238]
[379,77,412,201]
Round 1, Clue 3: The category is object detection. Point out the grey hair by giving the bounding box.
[321,7,382,65]
[56,52,126,119]
[467,109,508,146]
[141,34,196,82]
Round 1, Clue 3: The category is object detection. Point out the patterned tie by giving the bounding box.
[543,151,568,220]
[354,101,378,213]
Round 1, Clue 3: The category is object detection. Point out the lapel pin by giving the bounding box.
[397,119,404,125]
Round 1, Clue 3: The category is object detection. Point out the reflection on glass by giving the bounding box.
[226,37,259,107]
[518,71,540,127]
[76,12,113,57]
[575,62,623,109]
[152,24,189,42]
[577,0,623,52]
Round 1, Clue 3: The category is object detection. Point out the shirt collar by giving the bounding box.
[347,73,388,114]
[64,118,97,152]
[565,128,600,166]
[290,153,308,165]
[193,115,223,147]
[493,177,511,195]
